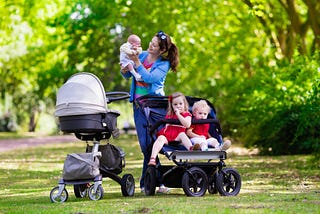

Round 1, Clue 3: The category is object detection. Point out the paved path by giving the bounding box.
[0,135,80,152]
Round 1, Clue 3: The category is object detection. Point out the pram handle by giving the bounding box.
[106,91,130,103]
[149,118,221,135]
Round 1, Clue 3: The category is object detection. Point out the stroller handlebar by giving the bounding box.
[150,118,221,135]
[106,91,130,104]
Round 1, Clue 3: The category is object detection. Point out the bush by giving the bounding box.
[231,52,320,155]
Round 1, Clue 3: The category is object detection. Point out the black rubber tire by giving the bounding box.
[74,184,88,198]
[121,174,135,196]
[216,168,241,196]
[50,186,68,203]
[144,166,157,196]
[88,184,104,201]
[182,167,208,197]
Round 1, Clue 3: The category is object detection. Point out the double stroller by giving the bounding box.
[136,95,241,197]
[50,72,135,203]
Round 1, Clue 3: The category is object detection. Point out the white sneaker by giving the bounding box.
[156,185,170,194]
[219,140,231,151]
[140,187,145,193]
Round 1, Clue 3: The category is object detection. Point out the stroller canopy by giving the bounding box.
[55,72,107,117]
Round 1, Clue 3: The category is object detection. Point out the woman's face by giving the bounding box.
[147,36,162,56]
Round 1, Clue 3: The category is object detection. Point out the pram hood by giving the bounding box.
[55,72,107,117]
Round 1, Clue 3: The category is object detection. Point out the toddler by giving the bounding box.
[187,100,231,151]
[148,92,196,166]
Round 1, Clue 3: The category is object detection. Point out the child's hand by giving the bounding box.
[174,108,180,115]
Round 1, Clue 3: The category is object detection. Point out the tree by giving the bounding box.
[242,0,320,59]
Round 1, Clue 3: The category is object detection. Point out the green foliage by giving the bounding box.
[235,53,320,155]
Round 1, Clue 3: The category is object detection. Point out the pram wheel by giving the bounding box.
[216,168,241,196]
[208,172,218,194]
[182,167,208,197]
[121,174,135,196]
[88,184,104,201]
[50,186,68,203]
[74,184,89,198]
[144,166,157,196]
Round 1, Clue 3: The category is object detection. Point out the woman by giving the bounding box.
[120,31,179,193]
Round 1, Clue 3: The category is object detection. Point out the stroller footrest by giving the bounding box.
[165,150,227,160]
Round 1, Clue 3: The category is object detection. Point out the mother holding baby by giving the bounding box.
[120,31,179,194]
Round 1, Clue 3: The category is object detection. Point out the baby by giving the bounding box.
[119,34,143,81]
[187,100,231,151]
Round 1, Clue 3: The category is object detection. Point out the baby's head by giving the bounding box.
[128,34,141,48]
[192,100,210,119]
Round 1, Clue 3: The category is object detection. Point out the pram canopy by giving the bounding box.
[55,72,107,117]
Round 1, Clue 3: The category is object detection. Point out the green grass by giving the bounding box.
[0,134,319,214]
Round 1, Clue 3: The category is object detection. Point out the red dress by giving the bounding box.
[157,112,192,141]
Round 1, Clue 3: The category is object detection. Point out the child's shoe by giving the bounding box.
[192,143,201,151]
[219,140,231,151]
[148,157,156,166]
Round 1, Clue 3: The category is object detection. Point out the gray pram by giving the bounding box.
[50,72,134,203]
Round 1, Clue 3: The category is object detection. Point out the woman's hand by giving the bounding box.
[128,53,141,67]
[120,65,129,73]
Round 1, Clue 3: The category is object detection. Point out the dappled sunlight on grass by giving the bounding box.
[0,134,319,213]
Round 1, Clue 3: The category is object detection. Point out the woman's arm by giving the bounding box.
[136,62,169,84]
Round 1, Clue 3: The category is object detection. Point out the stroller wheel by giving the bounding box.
[88,184,104,201]
[182,167,208,197]
[50,186,68,203]
[144,166,157,196]
[208,172,218,194]
[74,184,89,198]
[121,174,135,196]
[216,168,241,196]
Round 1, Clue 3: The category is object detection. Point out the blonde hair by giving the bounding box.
[167,92,189,115]
[192,100,211,115]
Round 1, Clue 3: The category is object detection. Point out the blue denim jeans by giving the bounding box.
[133,104,152,188]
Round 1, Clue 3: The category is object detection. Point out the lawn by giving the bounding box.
[0,134,319,214]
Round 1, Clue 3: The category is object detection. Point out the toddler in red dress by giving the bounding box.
[148,92,195,166]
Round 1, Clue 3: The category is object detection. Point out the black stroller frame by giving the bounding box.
[50,73,135,203]
[136,95,241,197]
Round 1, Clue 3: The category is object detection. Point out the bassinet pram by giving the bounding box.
[136,95,241,197]
[50,72,135,203]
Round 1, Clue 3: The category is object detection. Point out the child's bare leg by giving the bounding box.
[128,63,142,81]
[149,135,168,165]
[176,132,193,151]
